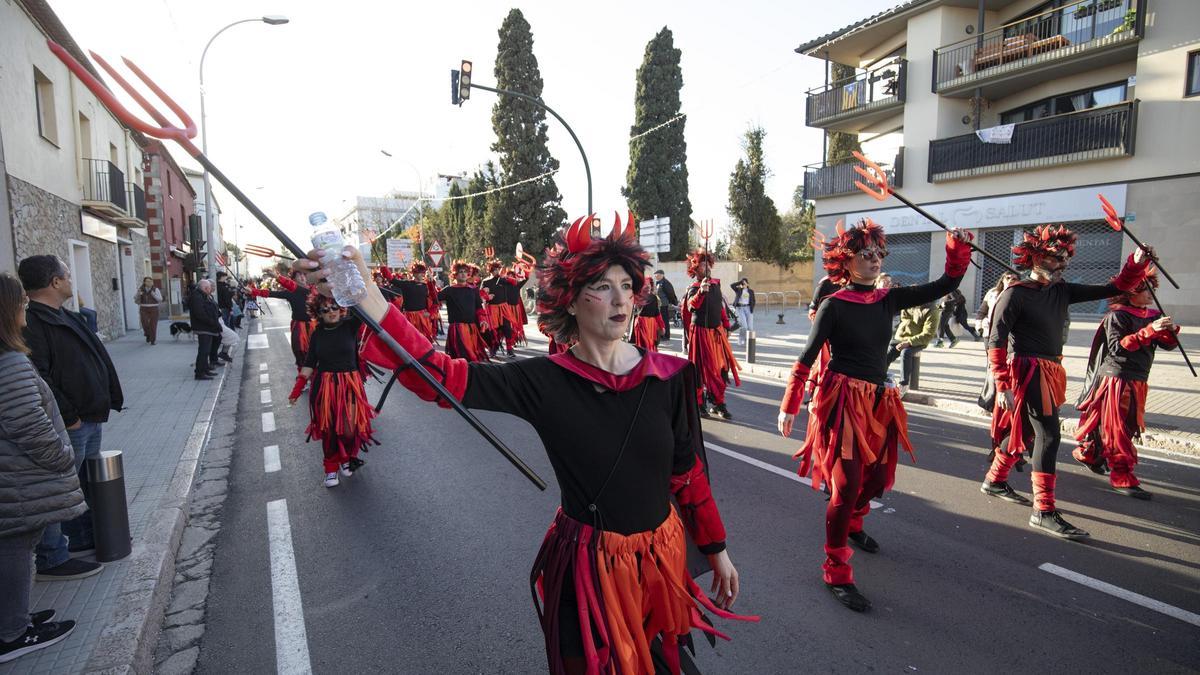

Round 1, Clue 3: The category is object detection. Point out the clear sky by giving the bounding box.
[49,0,898,274]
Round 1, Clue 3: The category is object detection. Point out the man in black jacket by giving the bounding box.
[215,271,234,326]
[18,255,123,579]
[189,280,223,380]
[653,270,677,344]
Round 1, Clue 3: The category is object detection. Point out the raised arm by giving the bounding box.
[1067,252,1152,305]
[887,231,974,311]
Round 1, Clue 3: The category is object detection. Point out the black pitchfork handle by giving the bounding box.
[889,191,1018,276]
[1145,286,1196,377]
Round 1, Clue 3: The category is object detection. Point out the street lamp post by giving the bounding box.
[199,15,288,278]
[380,149,425,258]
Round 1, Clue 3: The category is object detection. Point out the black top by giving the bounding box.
[438,285,482,323]
[1098,310,1167,381]
[270,286,312,322]
[462,357,696,534]
[655,278,677,309]
[640,294,661,318]
[396,279,430,312]
[216,282,234,311]
[799,274,962,384]
[988,280,1119,359]
[22,301,124,426]
[304,318,362,373]
[503,277,528,305]
[188,289,222,334]
[683,280,725,329]
[481,277,505,305]
[810,277,840,313]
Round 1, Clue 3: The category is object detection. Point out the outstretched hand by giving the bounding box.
[1134,244,1155,265]
[777,412,795,437]
[291,247,389,323]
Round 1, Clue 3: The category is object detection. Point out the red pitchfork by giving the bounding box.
[851,151,1016,275]
[243,244,294,261]
[696,219,714,253]
[47,40,546,490]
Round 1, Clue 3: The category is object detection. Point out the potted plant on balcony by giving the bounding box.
[1111,8,1137,34]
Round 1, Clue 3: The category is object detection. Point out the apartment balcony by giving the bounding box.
[81,158,128,219]
[803,148,904,201]
[932,0,1143,99]
[115,183,148,227]
[806,58,906,132]
[928,100,1135,182]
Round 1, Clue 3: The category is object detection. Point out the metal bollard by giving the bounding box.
[745,330,757,364]
[85,451,132,562]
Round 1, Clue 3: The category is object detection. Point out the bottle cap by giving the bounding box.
[308,211,329,226]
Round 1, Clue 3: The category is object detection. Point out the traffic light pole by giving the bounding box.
[468,82,592,217]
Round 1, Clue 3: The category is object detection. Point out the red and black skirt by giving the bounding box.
[305,370,377,450]
[444,322,490,362]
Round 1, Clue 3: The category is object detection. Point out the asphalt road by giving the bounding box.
[198,301,1200,674]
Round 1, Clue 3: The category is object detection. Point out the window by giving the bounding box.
[1000,81,1127,124]
[167,172,173,197]
[109,143,119,167]
[1187,50,1200,97]
[34,68,58,144]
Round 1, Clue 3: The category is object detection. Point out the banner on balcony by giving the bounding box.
[975,123,1015,144]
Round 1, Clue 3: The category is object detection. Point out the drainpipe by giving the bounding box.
[974,0,985,131]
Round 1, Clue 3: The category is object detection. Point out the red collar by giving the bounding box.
[830,287,890,304]
[1110,304,1159,319]
[548,349,688,392]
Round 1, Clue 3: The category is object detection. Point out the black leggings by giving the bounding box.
[1000,368,1061,474]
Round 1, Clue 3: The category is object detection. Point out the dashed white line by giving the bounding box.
[262,411,275,433]
[260,363,269,372]
[260,373,270,385]
[264,445,280,473]
[1039,563,1200,628]
[705,441,885,510]
[266,499,313,674]
[257,323,264,333]
[248,334,269,350]
[261,389,272,405]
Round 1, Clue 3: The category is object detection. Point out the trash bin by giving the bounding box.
[85,451,132,562]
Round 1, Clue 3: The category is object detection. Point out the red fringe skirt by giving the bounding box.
[305,370,377,450]
[1075,376,1147,473]
[403,310,436,342]
[990,356,1066,455]
[445,322,490,362]
[631,316,660,352]
[686,326,740,401]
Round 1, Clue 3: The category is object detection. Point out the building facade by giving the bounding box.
[797,0,1199,319]
[143,143,197,316]
[334,192,422,253]
[1,0,152,339]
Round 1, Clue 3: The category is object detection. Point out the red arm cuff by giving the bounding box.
[1156,326,1181,349]
[781,361,812,415]
[944,230,974,278]
[360,305,469,408]
[988,348,1011,391]
[249,288,270,298]
[288,375,307,400]
[670,460,727,554]
[1120,324,1159,351]
[276,275,298,293]
[1111,253,1150,293]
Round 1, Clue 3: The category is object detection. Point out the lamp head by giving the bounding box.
[262,15,289,25]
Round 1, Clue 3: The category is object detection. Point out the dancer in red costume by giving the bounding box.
[438,261,491,362]
[248,271,314,370]
[631,292,665,352]
[981,226,1152,538]
[1072,271,1177,499]
[482,259,515,357]
[293,216,755,674]
[681,250,739,420]
[502,265,530,354]
[287,294,377,488]
[777,220,974,612]
[393,261,438,342]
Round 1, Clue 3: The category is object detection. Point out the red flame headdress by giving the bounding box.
[686,249,716,279]
[1012,224,1077,271]
[821,218,887,286]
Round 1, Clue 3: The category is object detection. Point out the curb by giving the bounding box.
[82,343,244,674]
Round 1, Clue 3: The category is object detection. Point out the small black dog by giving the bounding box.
[169,321,193,339]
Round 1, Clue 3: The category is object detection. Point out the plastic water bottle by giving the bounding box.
[309,211,366,307]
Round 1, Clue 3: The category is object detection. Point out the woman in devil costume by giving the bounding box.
[438,260,491,362]
[482,259,516,357]
[1072,271,1177,499]
[296,213,754,674]
[777,219,974,612]
[981,226,1151,538]
[286,294,377,488]
[248,271,315,370]
[631,292,665,352]
[502,264,530,353]
[394,261,438,342]
[681,250,739,420]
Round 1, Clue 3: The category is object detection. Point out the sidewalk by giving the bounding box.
[0,320,236,675]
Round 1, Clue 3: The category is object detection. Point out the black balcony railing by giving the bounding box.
[803,148,904,201]
[928,100,1136,182]
[806,58,906,127]
[82,158,127,212]
[127,183,147,222]
[933,0,1141,91]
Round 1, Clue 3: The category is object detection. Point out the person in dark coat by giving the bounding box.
[16,255,119,580]
[189,280,223,380]
[0,272,86,663]
[653,270,678,344]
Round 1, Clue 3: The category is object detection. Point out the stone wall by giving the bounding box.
[8,174,124,339]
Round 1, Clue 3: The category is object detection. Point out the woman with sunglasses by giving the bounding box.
[777,219,974,612]
[287,295,377,488]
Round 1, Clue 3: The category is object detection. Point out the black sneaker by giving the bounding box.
[1113,485,1152,500]
[218,353,233,363]
[848,530,880,554]
[506,348,515,358]
[194,373,213,381]
[29,610,55,625]
[980,480,1033,505]
[713,403,732,420]
[0,621,76,663]
[36,558,102,581]
[67,540,95,554]
[825,583,871,612]
[1080,458,1109,475]
[1029,510,1089,540]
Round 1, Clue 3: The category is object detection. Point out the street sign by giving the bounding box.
[428,239,445,268]
[387,238,413,268]
[639,216,671,253]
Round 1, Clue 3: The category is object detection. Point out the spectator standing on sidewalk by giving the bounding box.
[215,271,234,327]
[730,278,756,345]
[189,280,222,381]
[976,272,1020,340]
[134,277,162,344]
[653,270,677,344]
[17,255,121,579]
[886,295,940,397]
[935,289,977,347]
[0,272,86,663]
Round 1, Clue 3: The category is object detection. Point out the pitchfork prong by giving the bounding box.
[119,56,198,142]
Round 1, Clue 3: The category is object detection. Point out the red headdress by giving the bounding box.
[686,249,716,279]
[486,258,503,275]
[1012,224,1077,271]
[450,259,471,275]
[821,218,887,286]
[409,260,427,277]
[537,210,648,343]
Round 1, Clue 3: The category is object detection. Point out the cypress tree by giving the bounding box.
[623,27,692,261]
[727,126,784,263]
[465,162,498,260]
[826,63,863,163]
[489,9,567,256]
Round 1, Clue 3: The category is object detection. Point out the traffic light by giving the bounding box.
[451,69,461,105]
[188,214,206,256]
[458,60,472,103]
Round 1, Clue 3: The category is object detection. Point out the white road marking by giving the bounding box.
[705,441,884,510]
[1039,563,1200,628]
[261,389,272,405]
[257,323,264,333]
[262,411,275,433]
[284,333,291,346]
[260,363,269,371]
[248,334,269,350]
[265,325,289,331]
[266,500,313,674]
[264,445,280,473]
[260,373,270,385]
